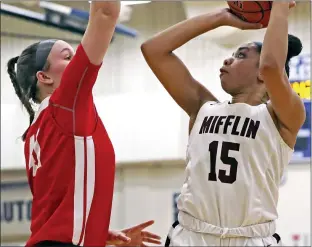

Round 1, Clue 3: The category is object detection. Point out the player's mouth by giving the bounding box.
[219,68,229,77]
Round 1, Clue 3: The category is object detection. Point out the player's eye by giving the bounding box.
[65,55,72,60]
[235,52,245,59]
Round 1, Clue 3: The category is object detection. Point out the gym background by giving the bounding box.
[1,1,310,246]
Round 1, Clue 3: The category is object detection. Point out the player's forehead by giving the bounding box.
[235,43,258,53]
[49,40,74,57]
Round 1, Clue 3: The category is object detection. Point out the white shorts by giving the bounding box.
[165,212,282,247]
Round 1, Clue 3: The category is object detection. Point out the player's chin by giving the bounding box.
[220,78,229,90]
[220,80,235,95]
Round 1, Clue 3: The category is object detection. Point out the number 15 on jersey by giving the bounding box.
[208,141,240,184]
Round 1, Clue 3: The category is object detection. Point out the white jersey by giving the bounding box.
[177,101,293,228]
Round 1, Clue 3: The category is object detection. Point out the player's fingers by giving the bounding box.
[142,231,161,240]
[143,237,162,245]
[116,233,131,243]
[226,10,263,30]
[128,220,155,232]
[239,22,263,30]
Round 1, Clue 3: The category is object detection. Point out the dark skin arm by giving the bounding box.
[259,1,305,148]
[141,9,262,133]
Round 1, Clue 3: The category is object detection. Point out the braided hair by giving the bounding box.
[7,42,40,141]
[7,40,57,141]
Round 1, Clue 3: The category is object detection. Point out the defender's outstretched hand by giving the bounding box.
[107,220,161,247]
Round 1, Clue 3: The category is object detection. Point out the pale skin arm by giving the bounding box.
[82,1,120,65]
[259,1,305,143]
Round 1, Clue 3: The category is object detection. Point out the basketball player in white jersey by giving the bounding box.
[141,1,305,246]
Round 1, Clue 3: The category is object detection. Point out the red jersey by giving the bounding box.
[24,44,115,246]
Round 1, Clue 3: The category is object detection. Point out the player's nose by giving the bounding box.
[223,57,234,66]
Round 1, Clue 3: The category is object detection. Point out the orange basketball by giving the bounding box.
[227,1,272,27]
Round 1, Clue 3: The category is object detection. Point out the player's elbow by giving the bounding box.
[141,41,169,59]
[293,98,307,130]
[141,41,155,57]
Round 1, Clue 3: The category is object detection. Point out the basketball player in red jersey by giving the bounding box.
[7,1,161,246]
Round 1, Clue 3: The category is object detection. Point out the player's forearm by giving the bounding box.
[142,11,224,55]
[259,2,290,72]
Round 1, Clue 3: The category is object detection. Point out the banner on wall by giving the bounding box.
[1,181,32,239]
[289,53,310,100]
[289,54,311,163]
[1,199,32,223]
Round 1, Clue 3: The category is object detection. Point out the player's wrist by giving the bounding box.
[217,9,236,27]
[195,9,228,29]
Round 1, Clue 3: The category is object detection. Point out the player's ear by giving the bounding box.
[36,71,53,85]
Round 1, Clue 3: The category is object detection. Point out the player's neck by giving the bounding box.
[230,93,264,106]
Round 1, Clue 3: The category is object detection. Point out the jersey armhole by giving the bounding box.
[262,104,294,152]
[188,101,218,146]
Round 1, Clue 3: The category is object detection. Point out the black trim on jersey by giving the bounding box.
[35,241,78,247]
[228,101,268,105]
[165,221,281,246]
[273,233,281,243]
[165,221,179,247]
[172,220,179,228]
[164,235,171,247]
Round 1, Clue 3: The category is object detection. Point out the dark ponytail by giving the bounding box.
[285,34,303,77]
[7,40,57,141]
[7,56,36,141]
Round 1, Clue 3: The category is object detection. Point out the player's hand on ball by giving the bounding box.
[220,8,263,30]
[107,220,161,246]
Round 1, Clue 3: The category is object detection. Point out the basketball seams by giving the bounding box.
[227,1,272,25]
[228,1,272,13]
[232,1,264,24]
[228,5,271,14]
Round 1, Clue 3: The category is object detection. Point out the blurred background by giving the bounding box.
[1,1,310,246]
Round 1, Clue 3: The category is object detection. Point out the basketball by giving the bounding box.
[227,1,272,27]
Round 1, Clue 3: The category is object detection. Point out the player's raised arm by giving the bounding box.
[259,1,305,136]
[141,9,261,118]
[81,1,120,65]
[50,1,120,136]
[140,12,221,118]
